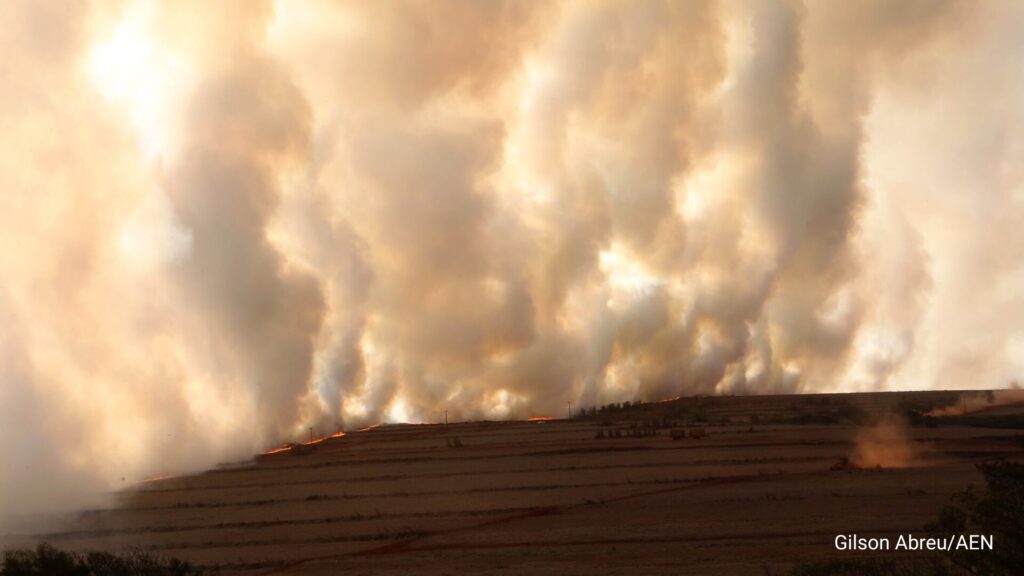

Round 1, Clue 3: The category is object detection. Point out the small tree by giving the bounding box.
[929,461,1024,575]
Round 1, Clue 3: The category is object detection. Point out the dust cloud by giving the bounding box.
[851,416,916,469]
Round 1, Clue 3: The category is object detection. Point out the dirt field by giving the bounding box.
[6,391,1024,575]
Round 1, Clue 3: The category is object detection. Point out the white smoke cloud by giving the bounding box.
[1,0,1021,517]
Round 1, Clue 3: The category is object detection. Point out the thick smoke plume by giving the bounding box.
[2,0,1023,517]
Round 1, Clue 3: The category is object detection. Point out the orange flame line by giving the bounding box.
[653,395,682,404]
[260,430,346,456]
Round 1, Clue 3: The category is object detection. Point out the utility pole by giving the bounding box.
[567,400,572,420]
[445,410,448,426]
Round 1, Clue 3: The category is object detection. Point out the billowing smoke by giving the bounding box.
[2,0,1023,516]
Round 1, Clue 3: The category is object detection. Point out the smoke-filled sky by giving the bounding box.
[2,0,1024,516]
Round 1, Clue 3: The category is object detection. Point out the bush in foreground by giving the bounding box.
[1,544,209,576]
[790,460,1024,576]
[789,558,963,576]
[929,460,1024,575]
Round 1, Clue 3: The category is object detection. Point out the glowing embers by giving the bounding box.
[652,395,682,404]
[258,445,293,456]
[258,430,347,457]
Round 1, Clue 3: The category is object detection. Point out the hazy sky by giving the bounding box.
[2,0,1023,516]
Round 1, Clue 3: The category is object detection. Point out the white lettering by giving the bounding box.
[839,533,992,552]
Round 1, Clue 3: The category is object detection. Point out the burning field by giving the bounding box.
[3,390,1023,575]
[6,2,1024,574]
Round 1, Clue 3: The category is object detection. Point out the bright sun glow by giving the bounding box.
[599,245,661,307]
[88,2,186,160]
[386,398,411,423]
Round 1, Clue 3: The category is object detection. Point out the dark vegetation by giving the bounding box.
[929,461,1024,575]
[574,391,968,427]
[934,415,1024,430]
[789,557,963,576]
[789,460,1024,576]
[1,544,209,576]
[594,426,660,439]
[574,390,1024,431]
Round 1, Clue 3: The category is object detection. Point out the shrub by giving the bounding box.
[928,461,1024,575]
[1,544,209,576]
[790,558,959,576]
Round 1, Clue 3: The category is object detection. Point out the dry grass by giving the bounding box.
[6,391,1024,575]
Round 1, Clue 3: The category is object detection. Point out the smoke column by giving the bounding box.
[2,0,1023,516]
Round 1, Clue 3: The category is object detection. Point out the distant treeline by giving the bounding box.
[574,392,1024,430]
[932,414,1024,430]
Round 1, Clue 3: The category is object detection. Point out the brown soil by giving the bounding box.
[6,391,1024,575]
